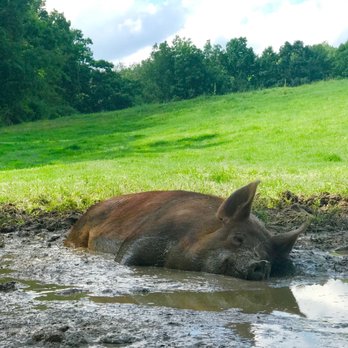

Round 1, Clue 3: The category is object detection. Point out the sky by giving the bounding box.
[44,0,348,65]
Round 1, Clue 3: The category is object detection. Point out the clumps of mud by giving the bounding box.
[1,194,347,348]
[259,191,348,253]
[0,281,16,292]
[0,204,81,235]
[253,191,348,277]
[276,191,348,225]
[280,191,348,210]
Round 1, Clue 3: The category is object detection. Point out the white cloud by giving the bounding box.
[45,0,348,64]
[178,0,348,53]
[119,46,154,67]
[119,18,143,33]
[45,0,134,24]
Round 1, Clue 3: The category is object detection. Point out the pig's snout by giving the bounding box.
[247,260,271,280]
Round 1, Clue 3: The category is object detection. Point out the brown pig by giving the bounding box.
[65,181,308,280]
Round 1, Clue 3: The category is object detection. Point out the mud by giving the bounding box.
[0,198,347,347]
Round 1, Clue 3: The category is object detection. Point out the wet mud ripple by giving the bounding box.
[0,202,347,347]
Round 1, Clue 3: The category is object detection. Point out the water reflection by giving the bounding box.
[87,274,348,322]
[249,322,335,348]
[232,279,348,347]
[2,268,347,347]
[2,266,347,322]
[291,279,348,323]
[90,286,302,314]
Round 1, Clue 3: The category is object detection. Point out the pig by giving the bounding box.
[65,181,308,280]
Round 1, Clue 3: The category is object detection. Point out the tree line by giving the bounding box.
[1,0,348,125]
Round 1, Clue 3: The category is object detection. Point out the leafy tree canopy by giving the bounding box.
[0,1,347,125]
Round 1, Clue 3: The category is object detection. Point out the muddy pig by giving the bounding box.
[65,181,308,280]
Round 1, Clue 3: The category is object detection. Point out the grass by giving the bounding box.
[0,79,347,211]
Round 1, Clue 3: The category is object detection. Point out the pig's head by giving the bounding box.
[198,181,309,280]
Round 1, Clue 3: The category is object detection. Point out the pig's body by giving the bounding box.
[65,182,307,280]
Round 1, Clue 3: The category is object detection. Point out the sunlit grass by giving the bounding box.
[0,80,347,211]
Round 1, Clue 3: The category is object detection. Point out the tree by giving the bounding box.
[78,60,134,113]
[0,0,39,124]
[0,1,93,124]
[23,8,82,120]
[306,43,334,81]
[171,36,207,99]
[203,40,230,94]
[257,46,280,88]
[145,40,175,102]
[278,41,313,86]
[0,0,135,125]
[333,40,348,78]
[224,37,257,91]
[136,36,208,102]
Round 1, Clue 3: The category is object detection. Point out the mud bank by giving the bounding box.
[1,199,348,347]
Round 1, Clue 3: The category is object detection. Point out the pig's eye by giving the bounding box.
[232,235,244,246]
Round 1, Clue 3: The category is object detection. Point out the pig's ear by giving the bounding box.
[272,221,310,256]
[217,181,260,223]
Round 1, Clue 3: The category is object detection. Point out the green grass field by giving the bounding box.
[0,80,347,211]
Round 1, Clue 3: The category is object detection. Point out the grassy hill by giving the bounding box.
[0,80,347,211]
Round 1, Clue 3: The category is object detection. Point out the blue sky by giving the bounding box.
[45,0,348,65]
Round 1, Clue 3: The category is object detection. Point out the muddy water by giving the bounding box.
[1,230,348,347]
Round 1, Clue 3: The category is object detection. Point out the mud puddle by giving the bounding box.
[1,267,348,347]
[5,267,347,317]
[1,205,348,347]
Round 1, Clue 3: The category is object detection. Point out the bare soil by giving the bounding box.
[0,193,347,347]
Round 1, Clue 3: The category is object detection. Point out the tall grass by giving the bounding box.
[0,80,347,211]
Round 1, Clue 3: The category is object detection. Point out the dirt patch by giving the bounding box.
[1,194,347,347]
[262,192,348,253]
[0,204,81,234]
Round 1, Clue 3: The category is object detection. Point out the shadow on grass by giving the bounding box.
[145,134,220,150]
[1,132,227,170]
